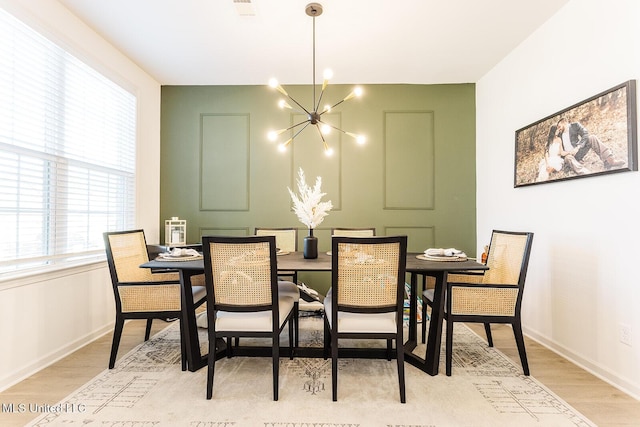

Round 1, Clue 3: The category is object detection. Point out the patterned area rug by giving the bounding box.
[27,315,594,427]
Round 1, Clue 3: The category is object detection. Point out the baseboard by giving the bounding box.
[524,327,640,400]
[0,324,113,393]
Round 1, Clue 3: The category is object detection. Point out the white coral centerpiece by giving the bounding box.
[288,168,333,229]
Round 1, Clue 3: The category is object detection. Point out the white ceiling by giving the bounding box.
[57,0,569,86]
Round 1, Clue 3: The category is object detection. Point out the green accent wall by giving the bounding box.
[160,84,476,293]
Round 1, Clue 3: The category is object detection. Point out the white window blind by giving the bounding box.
[0,8,136,276]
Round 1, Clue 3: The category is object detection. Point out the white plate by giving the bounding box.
[416,254,467,262]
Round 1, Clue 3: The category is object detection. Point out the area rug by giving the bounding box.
[27,314,594,427]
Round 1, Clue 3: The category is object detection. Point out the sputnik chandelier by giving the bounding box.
[267,2,365,156]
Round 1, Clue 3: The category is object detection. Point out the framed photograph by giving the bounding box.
[514,80,637,187]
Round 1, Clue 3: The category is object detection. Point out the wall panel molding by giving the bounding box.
[200,226,250,237]
[383,111,435,210]
[200,113,250,211]
[385,225,435,253]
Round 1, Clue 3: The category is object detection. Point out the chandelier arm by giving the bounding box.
[325,98,347,113]
[317,121,342,133]
[314,124,333,153]
[291,122,312,141]
[285,118,313,133]
[314,123,327,144]
[315,86,327,113]
[286,93,312,116]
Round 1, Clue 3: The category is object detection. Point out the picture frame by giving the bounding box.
[514,80,637,187]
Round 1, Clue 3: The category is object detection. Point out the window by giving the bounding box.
[0,8,136,276]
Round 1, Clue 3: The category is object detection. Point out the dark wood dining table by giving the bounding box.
[141,251,488,375]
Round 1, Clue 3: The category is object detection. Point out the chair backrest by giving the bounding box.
[104,229,155,283]
[202,235,278,312]
[254,227,298,252]
[103,229,181,313]
[331,227,376,237]
[332,235,407,313]
[482,230,534,287]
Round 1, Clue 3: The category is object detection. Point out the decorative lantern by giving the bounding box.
[165,217,186,247]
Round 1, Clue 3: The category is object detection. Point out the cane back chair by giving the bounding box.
[422,230,534,376]
[324,235,408,402]
[202,235,295,400]
[103,229,206,369]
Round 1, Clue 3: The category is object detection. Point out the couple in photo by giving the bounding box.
[536,118,626,182]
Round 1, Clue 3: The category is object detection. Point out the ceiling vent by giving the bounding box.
[233,0,256,16]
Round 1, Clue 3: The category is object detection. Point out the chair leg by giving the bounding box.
[272,335,280,401]
[144,318,153,341]
[179,319,187,371]
[288,315,294,360]
[396,336,406,403]
[512,320,530,376]
[293,302,299,348]
[446,319,454,376]
[331,327,338,402]
[421,301,427,344]
[226,337,233,358]
[323,317,330,360]
[109,316,125,369]
[484,323,494,347]
[206,334,216,399]
[386,339,392,361]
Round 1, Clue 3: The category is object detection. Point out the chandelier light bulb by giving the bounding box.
[321,124,331,134]
[323,104,331,113]
[278,143,287,152]
[345,131,366,145]
[278,99,292,109]
[323,69,333,80]
[354,86,363,97]
[325,147,334,156]
[268,128,288,142]
[268,78,278,88]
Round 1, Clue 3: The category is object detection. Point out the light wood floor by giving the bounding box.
[1,320,639,426]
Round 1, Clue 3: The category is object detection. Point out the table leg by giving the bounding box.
[403,270,448,376]
[180,270,207,372]
[408,272,418,343]
[423,270,447,375]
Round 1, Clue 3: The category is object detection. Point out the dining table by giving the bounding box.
[140,250,488,375]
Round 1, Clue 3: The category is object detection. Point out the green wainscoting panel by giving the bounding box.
[200,114,250,211]
[385,226,435,253]
[161,84,477,291]
[200,227,249,237]
[384,111,435,210]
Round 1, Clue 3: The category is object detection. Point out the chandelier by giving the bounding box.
[267,2,365,156]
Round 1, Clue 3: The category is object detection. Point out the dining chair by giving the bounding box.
[323,235,408,402]
[103,229,207,370]
[202,235,295,400]
[331,227,376,237]
[254,227,300,346]
[421,230,534,376]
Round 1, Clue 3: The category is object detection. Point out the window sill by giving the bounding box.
[0,257,107,291]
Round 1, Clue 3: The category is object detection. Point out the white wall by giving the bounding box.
[0,0,161,391]
[477,0,640,398]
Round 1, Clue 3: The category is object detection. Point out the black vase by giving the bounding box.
[303,228,318,259]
